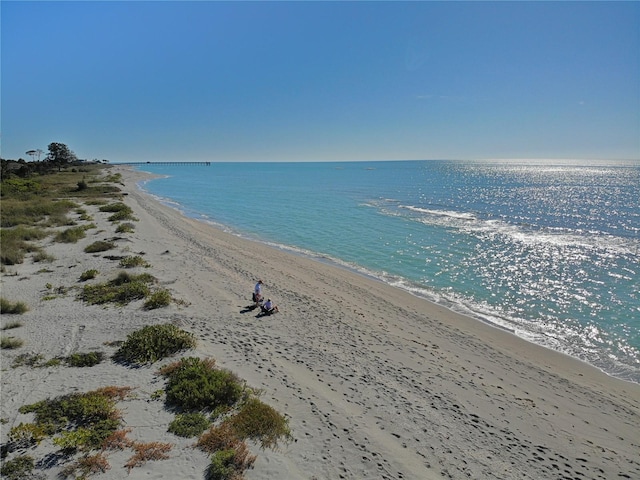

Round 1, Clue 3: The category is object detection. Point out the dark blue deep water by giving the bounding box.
[134,160,640,383]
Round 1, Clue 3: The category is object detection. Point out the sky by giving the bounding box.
[1,1,639,163]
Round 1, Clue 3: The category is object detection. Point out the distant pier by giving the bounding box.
[115,161,210,166]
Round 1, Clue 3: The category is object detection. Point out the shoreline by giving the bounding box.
[2,165,639,480]
[136,168,639,386]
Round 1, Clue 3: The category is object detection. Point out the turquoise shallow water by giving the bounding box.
[134,160,640,383]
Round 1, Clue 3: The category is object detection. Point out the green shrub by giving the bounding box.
[226,397,293,450]
[206,449,236,480]
[114,324,196,365]
[202,440,256,480]
[8,423,48,448]
[119,255,149,268]
[163,357,243,411]
[98,202,130,213]
[108,210,138,222]
[84,240,116,253]
[1,336,24,349]
[81,281,149,305]
[144,289,172,310]
[65,351,105,367]
[18,389,123,446]
[168,412,210,438]
[79,269,99,281]
[79,272,156,305]
[115,222,135,233]
[0,297,29,314]
[54,225,88,243]
[0,454,35,480]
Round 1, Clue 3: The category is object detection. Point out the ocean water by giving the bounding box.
[133,160,640,383]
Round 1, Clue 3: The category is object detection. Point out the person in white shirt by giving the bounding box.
[261,298,279,314]
[253,280,264,305]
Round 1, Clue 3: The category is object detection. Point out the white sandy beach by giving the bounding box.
[1,165,639,480]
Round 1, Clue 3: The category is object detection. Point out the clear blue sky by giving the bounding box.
[2,1,639,162]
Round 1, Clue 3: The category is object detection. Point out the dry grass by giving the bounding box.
[125,441,173,472]
[101,428,134,450]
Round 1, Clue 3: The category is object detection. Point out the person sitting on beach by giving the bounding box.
[260,298,279,315]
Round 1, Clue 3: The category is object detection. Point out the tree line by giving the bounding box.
[1,143,107,179]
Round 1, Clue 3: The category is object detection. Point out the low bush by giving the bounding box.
[65,351,105,367]
[198,429,256,480]
[79,269,99,281]
[0,454,36,480]
[115,222,135,233]
[17,388,126,451]
[98,202,130,213]
[144,289,172,310]
[226,397,293,450]
[84,240,116,253]
[119,255,149,268]
[54,226,86,243]
[162,357,243,411]
[114,324,196,365]
[0,297,29,314]
[168,412,211,438]
[8,423,48,448]
[79,272,156,305]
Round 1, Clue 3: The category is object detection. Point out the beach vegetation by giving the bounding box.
[54,225,87,243]
[161,357,243,411]
[104,172,123,184]
[0,198,77,228]
[198,424,256,480]
[99,202,138,223]
[11,353,45,368]
[101,427,134,450]
[226,397,292,450]
[1,320,23,330]
[79,269,99,281]
[1,336,24,349]
[17,388,126,451]
[64,451,111,477]
[144,288,173,310]
[80,280,149,305]
[119,255,150,268]
[84,240,116,253]
[65,351,105,367]
[8,422,49,448]
[115,221,135,233]
[205,445,256,480]
[98,202,130,213]
[76,177,89,191]
[0,454,36,480]
[1,226,49,265]
[114,324,196,365]
[108,209,138,222]
[124,441,173,472]
[32,250,55,263]
[168,412,211,438]
[0,297,29,314]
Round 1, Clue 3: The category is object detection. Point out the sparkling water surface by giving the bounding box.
[134,160,640,383]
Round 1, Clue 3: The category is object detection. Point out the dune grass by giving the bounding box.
[0,297,29,314]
